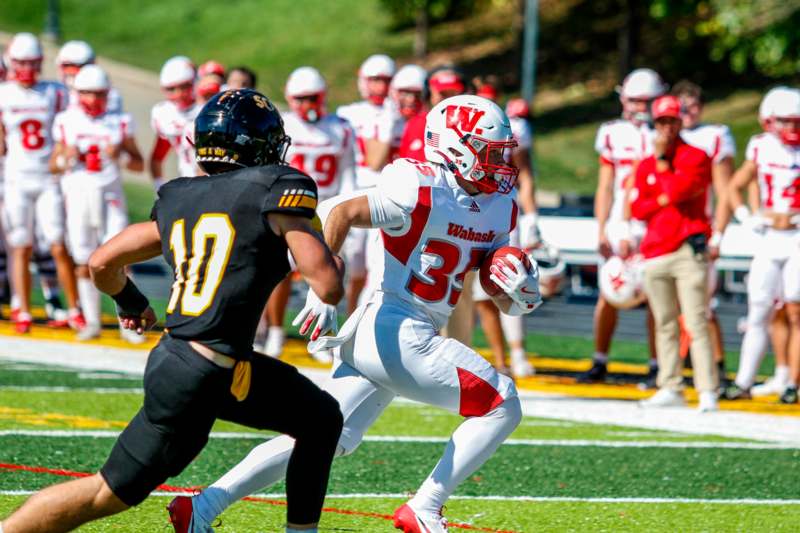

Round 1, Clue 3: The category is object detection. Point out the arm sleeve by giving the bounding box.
[513,119,532,151]
[594,124,613,165]
[262,172,319,220]
[745,136,759,163]
[366,162,420,233]
[122,114,136,138]
[338,123,358,194]
[52,113,64,144]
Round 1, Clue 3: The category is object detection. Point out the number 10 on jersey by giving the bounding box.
[167,214,236,316]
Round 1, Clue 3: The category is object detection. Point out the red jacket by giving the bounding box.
[399,112,426,161]
[630,139,712,259]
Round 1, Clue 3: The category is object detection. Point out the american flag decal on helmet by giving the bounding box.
[426,130,439,147]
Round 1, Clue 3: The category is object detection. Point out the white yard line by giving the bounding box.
[0,386,143,394]
[0,490,798,505]
[0,429,797,449]
[1,334,799,444]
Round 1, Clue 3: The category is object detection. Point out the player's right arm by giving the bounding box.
[595,163,615,258]
[88,221,163,333]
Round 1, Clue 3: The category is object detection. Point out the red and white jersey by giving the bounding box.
[746,132,800,214]
[53,107,134,187]
[0,80,67,177]
[283,111,356,202]
[594,119,654,221]
[510,117,532,152]
[366,158,516,328]
[68,87,124,115]
[150,100,199,177]
[681,123,735,164]
[337,100,383,189]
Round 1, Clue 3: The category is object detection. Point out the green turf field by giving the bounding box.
[0,360,797,532]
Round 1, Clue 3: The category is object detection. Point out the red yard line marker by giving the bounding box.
[0,462,517,532]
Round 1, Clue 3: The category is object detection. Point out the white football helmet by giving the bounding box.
[358,54,395,104]
[771,88,800,146]
[285,66,327,122]
[74,65,110,117]
[758,86,792,131]
[8,32,43,85]
[618,68,665,125]
[160,56,195,110]
[56,40,95,87]
[599,255,646,309]
[391,64,426,118]
[530,244,566,298]
[424,94,519,194]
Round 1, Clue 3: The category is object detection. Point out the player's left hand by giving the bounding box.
[518,212,541,249]
[292,288,338,341]
[489,254,543,312]
[118,306,157,335]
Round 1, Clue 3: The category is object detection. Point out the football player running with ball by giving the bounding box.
[175,95,541,533]
[0,89,345,533]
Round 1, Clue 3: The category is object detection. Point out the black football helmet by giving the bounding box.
[194,89,290,174]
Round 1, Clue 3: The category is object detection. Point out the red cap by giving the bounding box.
[198,60,225,78]
[429,71,465,94]
[476,84,498,100]
[652,95,681,120]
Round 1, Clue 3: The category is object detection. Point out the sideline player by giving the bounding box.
[50,65,144,341]
[0,32,83,334]
[149,56,198,189]
[578,68,664,384]
[336,54,395,313]
[672,80,736,382]
[56,40,123,114]
[262,66,356,360]
[175,95,540,533]
[0,89,345,533]
[725,88,800,404]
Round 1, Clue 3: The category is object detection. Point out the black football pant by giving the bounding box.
[101,334,343,525]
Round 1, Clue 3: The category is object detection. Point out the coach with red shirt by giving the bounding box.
[630,95,719,412]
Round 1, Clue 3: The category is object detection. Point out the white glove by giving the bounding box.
[518,212,541,249]
[292,288,338,341]
[489,254,543,314]
[734,205,769,235]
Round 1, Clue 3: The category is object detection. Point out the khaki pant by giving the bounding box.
[443,271,475,345]
[644,243,718,393]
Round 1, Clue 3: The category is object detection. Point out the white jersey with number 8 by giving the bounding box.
[0,80,67,178]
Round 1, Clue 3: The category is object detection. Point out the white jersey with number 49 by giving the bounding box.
[366,158,516,328]
[283,112,356,203]
[0,80,67,177]
[746,132,800,214]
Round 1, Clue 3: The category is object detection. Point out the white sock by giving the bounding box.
[408,397,522,515]
[499,313,523,344]
[10,294,19,311]
[734,301,772,389]
[775,365,790,383]
[40,278,57,300]
[77,277,101,326]
[1,520,5,533]
[593,352,608,365]
[194,435,295,526]
[509,347,527,366]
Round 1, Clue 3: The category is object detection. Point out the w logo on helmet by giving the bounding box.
[445,105,485,135]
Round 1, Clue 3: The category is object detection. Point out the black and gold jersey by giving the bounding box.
[151,164,317,358]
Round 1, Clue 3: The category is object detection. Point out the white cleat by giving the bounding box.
[697,391,719,413]
[638,388,686,408]
[264,328,285,358]
[752,376,789,397]
[511,359,535,378]
[77,323,102,341]
[120,327,146,345]
[393,503,448,533]
[311,348,333,364]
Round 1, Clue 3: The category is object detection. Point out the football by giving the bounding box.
[479,245,532,297]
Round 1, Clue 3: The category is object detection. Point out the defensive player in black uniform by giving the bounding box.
[0,90,345,533]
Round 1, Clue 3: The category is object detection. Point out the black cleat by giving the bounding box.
[577,361,607,383]
[780,386,798,405]
[723,383,751,401]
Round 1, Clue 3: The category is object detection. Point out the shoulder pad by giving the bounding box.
[255,166,318,219]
